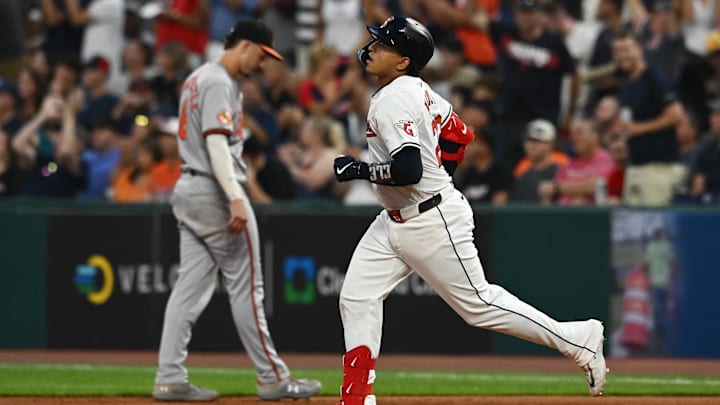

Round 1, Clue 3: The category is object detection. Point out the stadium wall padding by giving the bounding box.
[0,200,611,354]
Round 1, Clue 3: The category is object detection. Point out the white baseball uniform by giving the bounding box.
[339,75,603,396]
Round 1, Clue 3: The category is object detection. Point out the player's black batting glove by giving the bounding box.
[334,155,369,182]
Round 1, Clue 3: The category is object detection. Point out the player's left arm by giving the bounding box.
[334,147,422,186]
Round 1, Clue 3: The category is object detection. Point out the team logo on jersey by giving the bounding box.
[217,109,233,126]
[365,122,377,137]
[395,120,416,137]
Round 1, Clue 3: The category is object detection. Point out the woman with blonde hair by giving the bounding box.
[278,116,349,200]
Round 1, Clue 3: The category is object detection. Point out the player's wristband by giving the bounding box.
[368,162,393,185]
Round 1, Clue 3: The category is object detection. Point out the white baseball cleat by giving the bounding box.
[583,319,608,396]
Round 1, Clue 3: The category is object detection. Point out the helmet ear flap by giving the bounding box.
[357,39,377,67]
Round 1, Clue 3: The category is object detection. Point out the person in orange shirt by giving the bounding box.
[514,149,570,178]
[418,0,500,71]
[149,117,181,202]
[111,138,161,203]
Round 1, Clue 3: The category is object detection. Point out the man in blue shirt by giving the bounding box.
[81,118,121,200]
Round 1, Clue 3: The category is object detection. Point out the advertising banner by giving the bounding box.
[46,212,240,350]
[264,210,494,354]
[609,210,720,358]
[46,208,494,353]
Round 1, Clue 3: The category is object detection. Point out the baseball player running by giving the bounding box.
[333,16,607,405]
[153,20,321,402]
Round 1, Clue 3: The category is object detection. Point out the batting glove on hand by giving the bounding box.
[334,155,368,182]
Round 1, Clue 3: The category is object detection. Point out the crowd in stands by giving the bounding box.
[1,0,720,207]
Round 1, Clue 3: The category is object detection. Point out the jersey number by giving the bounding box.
[431,115,442,167]
[178,100,189,140]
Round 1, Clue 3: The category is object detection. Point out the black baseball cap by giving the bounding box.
[224,19,284,61]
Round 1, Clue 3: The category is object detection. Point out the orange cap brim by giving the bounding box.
[259,44,284,61]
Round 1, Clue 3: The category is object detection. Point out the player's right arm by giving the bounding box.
[201,81,247,234]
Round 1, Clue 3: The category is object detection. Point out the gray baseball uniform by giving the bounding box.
[155,62,290,386]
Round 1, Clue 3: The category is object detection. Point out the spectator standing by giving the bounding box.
[419,0,500,71]
[511,118,561,203]
[628,0,684,83]
[155,0,210,64]
[295,0,320,73]
[318,0,364,58]
[613,29,685,206]
[676,0,720,59]
[585,0,627,112]
[0,128,24,197]
[65,0,125,94]
[472,0,579,167]
[206,0,261,61]
[262,0,297,63]
[150,42,190,116]
[539,118,616,205]
[0,0,27,81]
[546,2,601,116]
[41,0,89,65]
[675,1,720,129]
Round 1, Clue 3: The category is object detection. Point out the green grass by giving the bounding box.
[0,363,719,396]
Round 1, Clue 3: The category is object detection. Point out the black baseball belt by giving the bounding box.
[387,187,453,223]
